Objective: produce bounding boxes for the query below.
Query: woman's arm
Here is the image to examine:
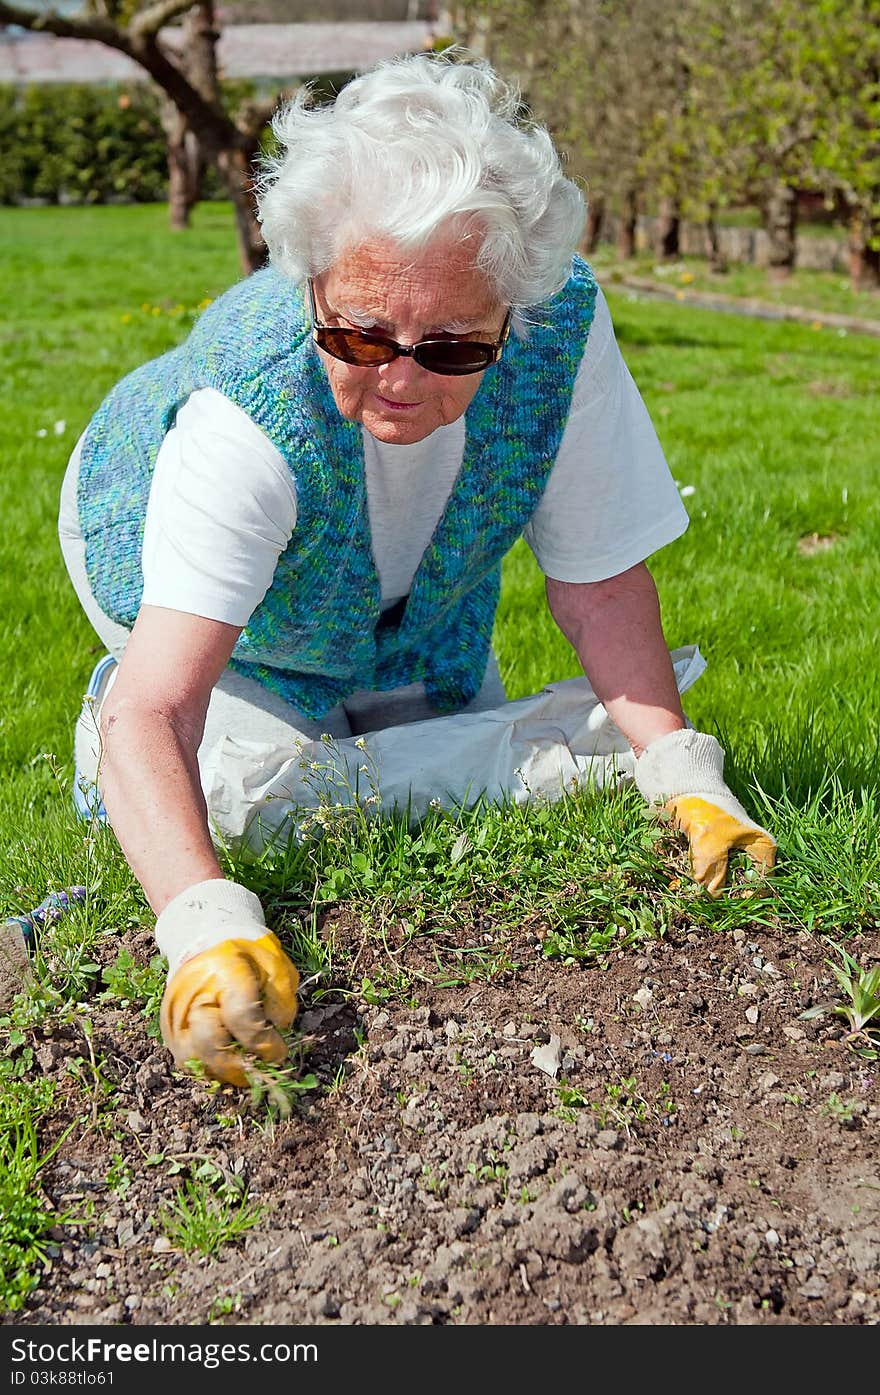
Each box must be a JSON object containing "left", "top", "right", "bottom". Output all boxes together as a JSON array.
[
  {"left": 97, "top": 604, "right": 242, "bottom": 914},
  {"left": 546, "top": 563, "right": 775, "bottom": 895},
  {"left": 98, "top": 604, "right": 300, "bottom": 1085},
  {"left": 545, "top": 561, "right": 686, "bottom": 756}
]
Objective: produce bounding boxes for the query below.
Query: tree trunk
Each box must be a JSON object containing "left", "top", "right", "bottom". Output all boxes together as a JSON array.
[
  {"left": 616, "top": 188, "right": 638, "bottom": 259},
  {"left": 160, "top": 96, "right": 201, "bottom": 229},
  {"left": 704, "top": 204, "right": 727, "bottom": 273},
  {"left": 583, "top": 194, "right": 605, "bottom": 253},
  {"left": 763, "top": 180, "right": 798, "bottom": 279},
  {"left": 847, "top": 209, "right": 880, "bottom": 290},
  {"left": 217, "top": 145, "right": 266, "bottom": 274},
  {"left": 161, "top": 3, "right": 219, "bottom": 229},
  {"left": 654, "top": 197, "right": 680, "bottom": 259}
]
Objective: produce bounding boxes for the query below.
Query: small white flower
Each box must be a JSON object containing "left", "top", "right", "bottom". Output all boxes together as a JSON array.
[
  {"left": 36, "top": 428, "right": 47, "bottom": 438},
  {"left": 354, "top": 736, "right": 368, "bottom": 750},
  {"left": 679, "top": 484, "right": 696, "bottom": 498},
  {"left": 53, "top": 419, "right": 66, "bottom": 436}
]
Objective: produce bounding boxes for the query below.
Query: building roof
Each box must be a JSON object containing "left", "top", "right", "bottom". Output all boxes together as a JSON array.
[{"left": 0, "top": 20, "right": 435, "bottom": 83}]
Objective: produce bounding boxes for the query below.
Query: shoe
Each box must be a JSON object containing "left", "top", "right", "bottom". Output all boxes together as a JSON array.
[{"left": 73, "top": 653, "right": 117, "bottom": 822}]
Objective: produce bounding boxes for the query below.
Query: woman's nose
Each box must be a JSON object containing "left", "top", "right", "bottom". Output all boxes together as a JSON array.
[{"left": 376, "top": 349, "right": 425, "bottom": 395}]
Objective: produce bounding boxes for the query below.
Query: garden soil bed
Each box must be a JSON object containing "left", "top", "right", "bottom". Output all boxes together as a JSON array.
[{"left": 4, "top": 912, "right": 879, "bottom": 1328}]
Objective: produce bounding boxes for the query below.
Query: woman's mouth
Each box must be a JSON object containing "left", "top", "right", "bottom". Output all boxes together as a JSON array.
[{"left": 375, "top": 394, "right": 422, "bottom": 412}]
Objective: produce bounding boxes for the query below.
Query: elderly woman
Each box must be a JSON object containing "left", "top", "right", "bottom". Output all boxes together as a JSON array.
[{"left": 59, "top": 53, "right": 774, "bottom": 1086}]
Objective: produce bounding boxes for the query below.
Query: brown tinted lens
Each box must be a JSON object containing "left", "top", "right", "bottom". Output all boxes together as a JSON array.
[
  {"left": 318, "top": 328, "right": 395, "bottom": 366},
  {"left": 415, "top": 341, "right": 496, "bottom": 375}
]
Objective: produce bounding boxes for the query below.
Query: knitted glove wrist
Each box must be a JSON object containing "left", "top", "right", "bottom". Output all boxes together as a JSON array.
[
  {"left": 634, "top": 728, "right": 764, "bottom": 831},
  {"left": 155, "top": 878, "right": 266, "bottom": 977},
  {"left": 634, "top": 729, "right": 727, "bottom": 803}
]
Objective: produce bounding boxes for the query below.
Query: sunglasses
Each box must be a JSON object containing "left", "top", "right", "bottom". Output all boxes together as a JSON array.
[{"left": 307, "top": 279, "right": 511, "bottom": 377}]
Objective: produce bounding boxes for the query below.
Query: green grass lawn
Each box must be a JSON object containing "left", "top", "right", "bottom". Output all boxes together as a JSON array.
[
  {"left": 1, "top": 198, "right": 880, "bottom": 1313},
  {"left": 2, "top": 199, "right": 879, "bottom": 891}
]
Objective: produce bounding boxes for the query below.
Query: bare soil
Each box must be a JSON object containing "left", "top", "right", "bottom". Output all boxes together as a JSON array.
[{"left": 4, "top": 910, "right": 879, "bottom": 1328}]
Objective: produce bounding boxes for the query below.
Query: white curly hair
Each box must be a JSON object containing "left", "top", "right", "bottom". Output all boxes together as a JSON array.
[{"left": 256, "top": 51, "right": 585, "bottom": 309}]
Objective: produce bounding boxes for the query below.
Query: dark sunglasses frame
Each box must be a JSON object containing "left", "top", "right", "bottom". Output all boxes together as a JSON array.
[{"left": 307, "top": 278, "right": 511, "bottom": 377}]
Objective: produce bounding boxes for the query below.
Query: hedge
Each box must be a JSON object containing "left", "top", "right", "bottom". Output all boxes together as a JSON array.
[{"left": 0, "top": 80, "right": 258, "bottom": 206}]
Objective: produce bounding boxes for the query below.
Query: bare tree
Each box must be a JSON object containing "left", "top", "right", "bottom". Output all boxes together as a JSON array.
[
  {"left": 0, "top": 1, "right": 287, "bottom": 271},
  {"left": 160, "top": 2, "right": 218, "bottom": 230}
]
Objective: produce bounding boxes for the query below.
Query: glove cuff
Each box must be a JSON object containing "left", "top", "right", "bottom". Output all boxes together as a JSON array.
[
  {"left": 634, "top": 728, "right": 728, "bottom": 805},
  {"left": 155, "top": 878, "right": 266, "bottom": 976}
]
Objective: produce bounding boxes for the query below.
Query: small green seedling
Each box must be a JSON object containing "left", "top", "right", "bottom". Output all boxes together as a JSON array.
[{"left": 825, "top": 941, "right": 880, "bottom": 1058}]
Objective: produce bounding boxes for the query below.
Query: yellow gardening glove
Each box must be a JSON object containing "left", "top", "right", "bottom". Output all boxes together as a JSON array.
[
  {"left": 160, "top": 932, "right": 299, "bottom": 1087},
  {"left": 635, "top": 729, "right": 777, "bottom": 898},
  {"left": 155, "top": 880, "right": 299, "bottom": 1086},
  {"left": 665, "top": 795, "right": 777, "bottom": 898}
]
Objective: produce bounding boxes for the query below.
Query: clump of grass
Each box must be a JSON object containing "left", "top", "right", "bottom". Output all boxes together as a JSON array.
[
  {"left": 0, "top": 1062, "right": 71, "bottom": 1312},
  {"left": 157, "top": 1178, "right": 265, "bottom": 1257}
]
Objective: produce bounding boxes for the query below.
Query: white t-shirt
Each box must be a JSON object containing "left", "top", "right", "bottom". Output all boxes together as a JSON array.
[{"left": 141, "top": 287, "right": 688, "bottom": 626}]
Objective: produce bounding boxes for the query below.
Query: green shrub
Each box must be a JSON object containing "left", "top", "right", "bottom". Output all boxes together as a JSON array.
[{"left": 0, "top": 78, "right": 264, "bottom": 207}]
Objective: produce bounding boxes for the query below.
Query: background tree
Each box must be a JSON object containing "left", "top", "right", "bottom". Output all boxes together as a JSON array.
[
  {"left": 158, "top": 1, "right": 217, "bottom": 230},
  {"left": 451, "top": 0, "right": 879, "bottom": 290},
  {"left": 454, "top": 1, "right": 715, "bottom": 261},
  {"left": 0, "top": 0, "right": 286, "bottom": 270},
  {"left": 805, "top": 0, "right": 880, "bottom": 289}
]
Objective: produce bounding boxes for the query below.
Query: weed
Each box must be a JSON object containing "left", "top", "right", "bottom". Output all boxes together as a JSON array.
[
  {"left": 157, "top": 1179, "right": 265, "bottom": 1257},
  {"left": 326, "top": 1063, "right": 348, "bottom": 1097},
  {"left": 466, "top": 1160, "right": 509, "bottom": 1191},
  {"left": 64, "top": 1023, "right": 118, "bottom": 1126},
  {"left": 243, "top": 1061, "right": 319, "bottom": 1119},
  {"left": 555, "top": 1081, "right": 591, "bottom": 1114},
  {"left": 106, "top": 1153, "right": 133, "bottom": 1199},
  {"left": 420, "top": 1165, "right": 446, "bottom": 1196},
  {"left": 208, "top": 1292, "right": 243, "bottom": 1322},
  {"left": 824, "top": 1092, "right": 855, "bottom": 1124},
  {"left": 621, "top": 1201, "right": 645, "bottom": 1224},
  {"left": 454, "top": 1050, "right": 475, "bottom": 1085},
  {"left": 595, "top": 1076, "right": 650, "bottom": 1132},
  {"left": 0, "top": 1063, "right": 76, "bottom": 1312},
  {"left": 100, "top": 948, "right": 165, "bottom": 1039},
  {"left": 825, "top": 941, "right": 880, "bottom": 1058}
]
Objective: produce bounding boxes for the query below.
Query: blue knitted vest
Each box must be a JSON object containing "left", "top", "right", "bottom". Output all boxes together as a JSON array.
[{"left": 78, "top": 257, "right": 597, "bottom": 719}]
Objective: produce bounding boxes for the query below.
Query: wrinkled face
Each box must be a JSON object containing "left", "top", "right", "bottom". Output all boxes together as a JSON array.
[{"left": 312, "top": 236, "right": 508, "bottom": 445}]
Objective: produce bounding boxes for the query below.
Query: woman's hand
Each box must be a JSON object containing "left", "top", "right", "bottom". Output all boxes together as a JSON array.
[
  {"left": 156, "top": 880, "right": 300, "bottom": 1086},
  {"left": 635, "top": 729, "right": 776, "bottom": 896},
  {"left": 161, "top": 932, "right": 299, "bottom": 1086}
]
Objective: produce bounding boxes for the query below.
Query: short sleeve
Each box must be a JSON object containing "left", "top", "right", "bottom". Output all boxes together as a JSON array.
[
  {"left": 141, "top": 387, "right": 298, "bottom": 626},
  {"left": 523, "top": 288, "right": 689, "bottom": 582}
]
